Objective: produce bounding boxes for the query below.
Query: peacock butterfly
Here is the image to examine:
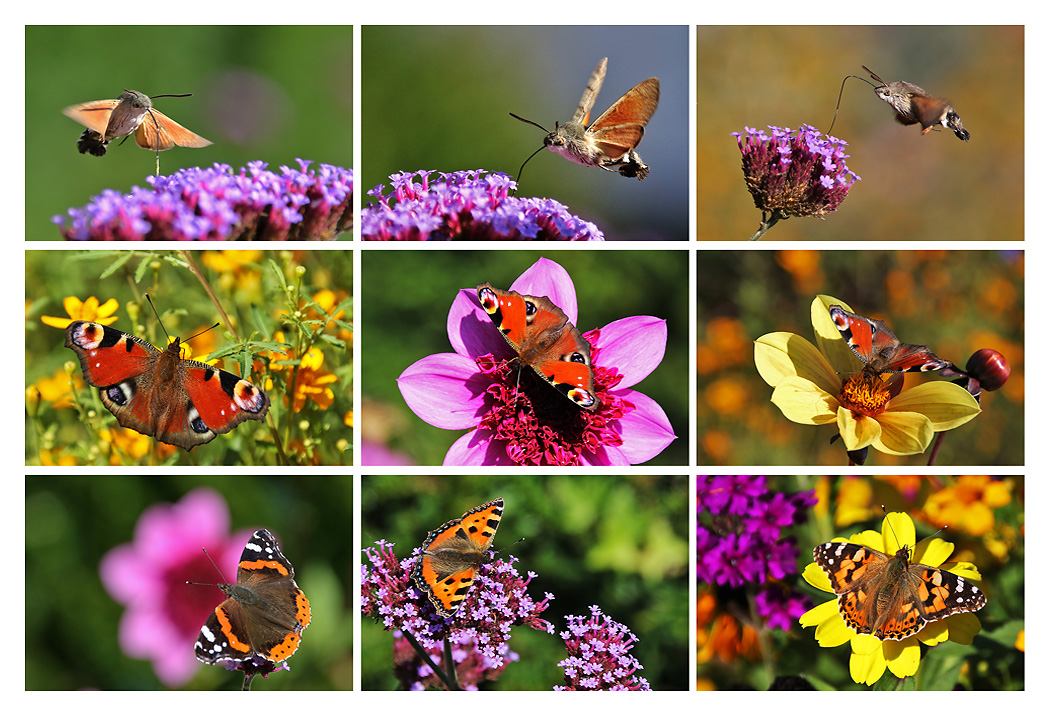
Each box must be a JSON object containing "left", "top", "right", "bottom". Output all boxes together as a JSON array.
[
  {"left": 64, "top": 321, "right": 270, "bottom": 451},
  {"left": 829, "top": 305, "right": 951, "bottom": 377},
  {"left": 476, "top": 283, "right": 598, "bottom": 410}
]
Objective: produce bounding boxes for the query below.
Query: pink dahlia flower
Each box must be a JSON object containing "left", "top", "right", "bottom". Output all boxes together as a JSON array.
[{"left": 397, "top": 258, "right": 675, "bottom": 465}]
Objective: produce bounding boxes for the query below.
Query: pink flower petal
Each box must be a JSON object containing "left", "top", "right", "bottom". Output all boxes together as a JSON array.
[
  {"left": 398, "top": 353, "right": 490, "bottom": 429},
  {"left": 443, "top": 428, "right": 516, "bottom": 465},
  {"left": 612, "top": 389, "right": 677, "bottom": 463},
  {"left": 595, "top": 316, "right": 667, "bottom": 387},
  {"left": 510, "top": 257, "right": 579, "bottom": 324},
  {"left": 448, "top": 287, "right": 508, "bottom": 359}
]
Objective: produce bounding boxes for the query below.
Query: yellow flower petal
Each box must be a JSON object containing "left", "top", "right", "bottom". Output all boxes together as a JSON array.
[
  {"left": 886, "top": 381, "right": 981, "bottom": 430},
  {"left": 885, "top": 639, "right": 922, "bottom": 679},
  {"left": 770, "top": 376, "right": 839, "bottom": 425},
  {"left": 849, "top": 643, "right": 887, "bottom": 685},
  {"left": 836, "top": 407, "right": 881, "bottom": 450},
  {"left": 869, "top": 410, "right": 934, "bottom": 455},
  {"left": 755, "top": 332, "right": 838, "bottom": 391}
]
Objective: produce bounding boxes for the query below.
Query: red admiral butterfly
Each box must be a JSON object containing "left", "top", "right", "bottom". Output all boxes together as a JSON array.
[
  {"left": 829, "top": 305, "right": 950, "bottom": 376},
  {"left": 194, "top": 529, "right": 311, "bottom": 666}
]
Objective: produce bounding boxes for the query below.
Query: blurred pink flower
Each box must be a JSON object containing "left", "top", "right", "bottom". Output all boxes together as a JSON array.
[
  {"left": 99, "top": 488, "right": 252, "bottom": 687},
  {"left": 398, "top": 258, "right": 675, "bottom": 465}
]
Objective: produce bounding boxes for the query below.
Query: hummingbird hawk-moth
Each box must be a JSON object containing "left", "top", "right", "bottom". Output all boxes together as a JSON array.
[
  {"left": 62, "top": 90, "right": 212, "bottom": 173},
  {"left": 828, "top": 66, "right": 969, "bottom": 142},
  {"left": 510, "top": 57, "right": 660, "bottom": 182}
]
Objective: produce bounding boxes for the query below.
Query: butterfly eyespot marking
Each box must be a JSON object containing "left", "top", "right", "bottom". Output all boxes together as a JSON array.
[
  {"left": 187, "top": 405, "right": 209, "bottom": 435},
  {"left": 105, "top": 382, "right": 135, "bottom": 407}
]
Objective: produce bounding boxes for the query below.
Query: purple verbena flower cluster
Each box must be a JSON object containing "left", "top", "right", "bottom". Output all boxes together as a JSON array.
[
  {"left": 696, "top": 475, "right": 815, "bottom": 631},
  {"left": 53, "top": 159, "right": 353, "bottom": 241},
  {"left": 731, "top": 124, "right": 860, "bottom": 218},
  {"left": 362, "top": 169, "right": 603, "bottom": 241},
  {"left": 554, "top": 605, "right": 651, "bottom": 691},
  {"left": 362, "top": 540, "right": 553, "bottom": 689}
]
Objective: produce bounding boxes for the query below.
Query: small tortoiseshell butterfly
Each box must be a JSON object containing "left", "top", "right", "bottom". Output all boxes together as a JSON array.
[
  {"left": 829, "top": 304, "right": 950, "bottom": 377},
  {"left": 412, "top": 498, "right": 504, "bottom": 618}
]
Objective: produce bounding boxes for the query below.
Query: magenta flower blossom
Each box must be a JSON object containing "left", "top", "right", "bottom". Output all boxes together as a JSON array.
[
  {"left": 362, "top": 169, "right": 604, "bottom": 241},
  {"left": 696, "top": 475, "right": 815, "bottom": 632},
  {"left": 98, "top": 488, "right": 253, "bottom": 687},
  {"left": 52, "top": 159, "right": 353, "bottom": 241},
  {"left": 362, "top": 539, "right": 553, "bottom": 690},
  {"left": 396, "top": 258, "right": 675, "bottom": 466},
  {"left": 731, "top": 124, "right": 860, "bottom": 240},
  {"left": 554, "top": 606, "right": 651, "bottom": 691}
]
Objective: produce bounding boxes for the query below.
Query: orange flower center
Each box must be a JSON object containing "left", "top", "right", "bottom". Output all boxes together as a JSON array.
[{"left": 837, "top": 373, "right": 891, "bottom": 417}]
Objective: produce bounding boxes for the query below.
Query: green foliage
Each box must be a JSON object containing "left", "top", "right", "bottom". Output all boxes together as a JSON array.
[{"left": 25, "top": 250, "right": 352, "bottom": 466}]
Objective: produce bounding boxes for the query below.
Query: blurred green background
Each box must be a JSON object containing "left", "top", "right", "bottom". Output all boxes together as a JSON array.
[
  {"left": 363, "top": 26, "right": 689, "bottom": 240},
  {"left": 361, "top": 474, "right": 689, "bottom": 690},
  {"left": 25, "top": 476, "right": 352, "bottom": 690},
  {"left": 26, "top": 26, "right": 353, "bottom": 241},
  {"left": 25, "top": 250, "right": 353, "bottom": 466},
  {"left": 360, "top": 250, "right": 689, "bottom": 466},
  {"left": 697, "top": 250, "right": 1024, "bottom": 465},
  {"left": 698, "top": 26, "right": 1023, "bottom": 241}
]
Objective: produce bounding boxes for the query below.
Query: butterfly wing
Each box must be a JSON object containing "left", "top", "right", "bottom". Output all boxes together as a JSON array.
[
  {"left": 413, "top": 498, "right": 504, "bottom": 617},
  {"left": 477, "top": 284, "right": 598, "bottom": 410},
  {"left": 61, "top": 99, "right": 120, "bottom": 135},
  {"left": 828, "top": 305, "right": 949, "bottom": 375},
  {"left": 135, "top": 108, "right": 212, "bottom": 151},
  {"left": 586, "top": 77, "right": 660, "bottom": 157},
  {"left": 65, "top": 320, "right": 268, "bottom": 451},
  {"left": 177, "top": 358, "right": 270, "bottom": 439},
  {"left": 570, "top": 57, "right": 608, "bottom": 126}
]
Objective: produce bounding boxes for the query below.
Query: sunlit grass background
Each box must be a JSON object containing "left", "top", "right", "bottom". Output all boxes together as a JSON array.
[{"left": 25, "top": 250, "right": 352, "bottom": 466}]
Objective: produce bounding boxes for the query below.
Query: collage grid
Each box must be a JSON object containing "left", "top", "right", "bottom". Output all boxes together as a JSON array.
[{"left": 19, "top": 19, "right": 1030, "bottom": 702}]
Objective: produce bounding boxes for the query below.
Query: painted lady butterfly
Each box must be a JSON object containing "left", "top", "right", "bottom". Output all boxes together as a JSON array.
[
  {"left": 813, "top": 539, "right": 986, "bottom": 641},
  {"left": 412, "top": 498, "right": 504, "bottom": 618}
]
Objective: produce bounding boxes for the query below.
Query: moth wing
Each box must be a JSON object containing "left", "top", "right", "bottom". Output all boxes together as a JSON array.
[
  {"left": 571, "top": 57, "right": 608, "bottom": 126},
  {"left": 62, "top": 99, "right": 120, "bottom": 135},
  {"left": 586, "top": 77, "right": 660, "bottom": 155},
  {"left": 135, "top": 109, "right": 212, "bottom": 151},
  {"left": 910, "top": 95, "right": 950, "bottom": 132}
]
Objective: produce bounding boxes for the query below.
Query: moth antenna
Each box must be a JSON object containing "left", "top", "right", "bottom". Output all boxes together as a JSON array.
[
  {"left": 827, "top": 73, "right": 881, "bottom": 135},
  {"left": 149, "top": 92, "right": 193, "bottom": 100},
  {"left": 509, "top": 112, "right": 550, "bottom": 133},
  {"left": 185, "top": 545, "right": 230, "bottom": 586},
  {"left": 861, "top": 65, "right": 887, "bottom": 87}
]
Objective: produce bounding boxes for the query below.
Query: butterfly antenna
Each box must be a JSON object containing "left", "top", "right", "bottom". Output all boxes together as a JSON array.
[
  {"left": 184, "top": 323, "right": 221, "bottom": 343},
  {"left": 144, "top": 294, "right": 171, "bottom": 341},
  {"left": 185, "top": 545, "right": 230, "bottom": 587},
  {"left": 827, "top": 72, "right": 881, "bottom": 136},
  {"left": 494, "top": 536, "right": 526, "bottom": 557}
]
